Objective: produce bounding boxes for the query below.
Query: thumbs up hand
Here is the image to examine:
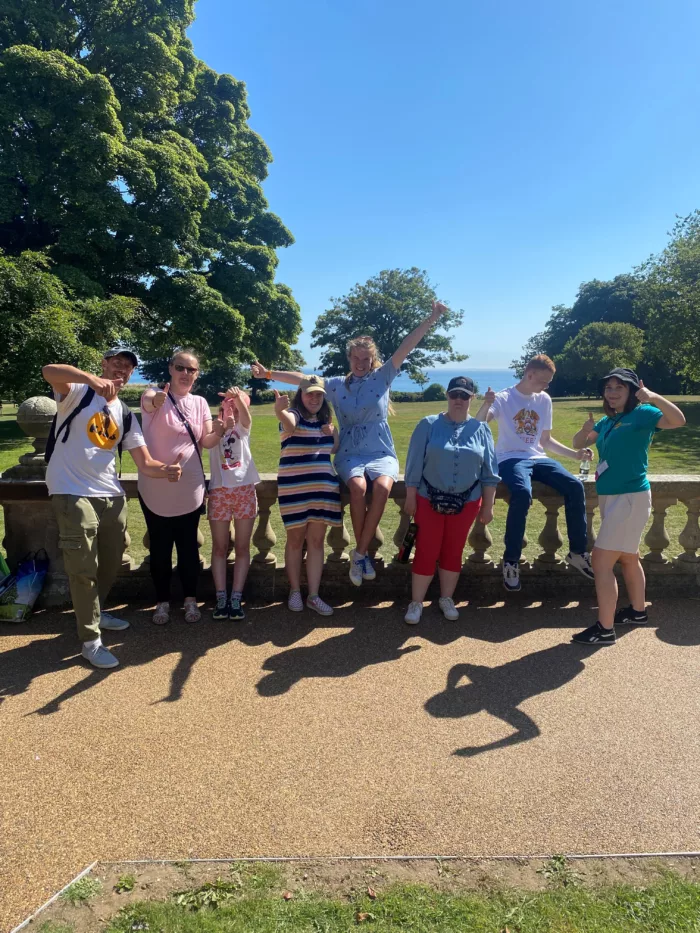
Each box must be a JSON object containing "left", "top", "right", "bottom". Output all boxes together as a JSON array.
[
  {"left": 274, "top": 389, "right": 289, "bottom": 416},
  {"left": 154, "top": 383, "right": 170, "bottom": 410},
  {"left": 635, "top": 379, "right": 655, "bottom": 404},
  {"left": 582, "top": 410, "right": 596, "bottom": 433},
  {"left": 166, "top": 452, "right": 183, "bottom": 482},
  {"left": 484, "top": 386, "right": 496, "bottom": 405}
]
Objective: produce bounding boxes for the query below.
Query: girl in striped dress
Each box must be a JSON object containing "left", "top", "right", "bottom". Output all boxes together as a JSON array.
[{"left": 275, "top": 376, "right": 342, "bottom": 616}]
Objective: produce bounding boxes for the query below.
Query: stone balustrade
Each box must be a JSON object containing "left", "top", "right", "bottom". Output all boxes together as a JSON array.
[{"left": 1, "top": 397, "right": 699, "bottom": 604}]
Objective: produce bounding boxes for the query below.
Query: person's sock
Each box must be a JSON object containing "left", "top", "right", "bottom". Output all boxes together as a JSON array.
[
  {"left": 232, "top": 590, "right": 243, "bottom": 600},
  {"left": 216, "top": 589, "right": 227, "bottom": 601},
  {"left": 353, "top": 550, "right": 365, "bottom": 560},
  {"left": 83, "top": 636, "right": 102, "bottom": 650}
]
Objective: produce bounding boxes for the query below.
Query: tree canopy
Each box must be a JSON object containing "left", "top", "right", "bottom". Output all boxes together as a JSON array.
[
  {"left": 0, "top": 1, "right": 300, "bottom": 399},
  {"left": 311, "top": 268, "right": 466, "bottom": 385}
]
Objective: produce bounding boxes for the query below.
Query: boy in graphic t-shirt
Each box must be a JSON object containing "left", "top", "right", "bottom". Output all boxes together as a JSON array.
[{"left": 475, "top": 354, "right": 594, "bottom": 592}]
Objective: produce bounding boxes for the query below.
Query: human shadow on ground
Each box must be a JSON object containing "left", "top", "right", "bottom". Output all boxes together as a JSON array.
[{"left": 0, "top": 599, "right": 321, "bottom": 714}]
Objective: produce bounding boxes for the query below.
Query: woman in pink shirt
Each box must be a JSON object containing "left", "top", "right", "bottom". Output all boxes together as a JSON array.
[{"left": 139, "top": 349, "right": 224, "bottom": 625}]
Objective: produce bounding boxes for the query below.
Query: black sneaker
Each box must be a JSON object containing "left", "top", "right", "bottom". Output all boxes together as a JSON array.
[
  {"left": 572, "top": 621, "right": 616, "bottom": 646},
  {"left": 614, "top": 605, "right": 648, "bottom": 625},
  {"left": 229, "top": 597, "right": 245, "bottom": 621},
  {"left": 212, "top": 596, "right": 229, "bottom": 620}
]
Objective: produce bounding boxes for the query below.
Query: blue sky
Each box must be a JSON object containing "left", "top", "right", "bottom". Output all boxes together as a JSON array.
[{"left": 189, "top": 0, "right": 700, "bottom": 369}]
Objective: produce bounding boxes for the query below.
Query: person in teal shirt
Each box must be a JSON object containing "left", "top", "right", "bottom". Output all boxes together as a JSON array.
[{"left": 570, "top": 368, "right": 686, "bottom": 646}]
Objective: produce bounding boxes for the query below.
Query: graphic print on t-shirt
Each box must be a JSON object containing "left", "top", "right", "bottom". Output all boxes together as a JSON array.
[
  {"left": 86, "top": 408, "right": 119, "bottom": 450},
  {"left": 513, "top": 408, "right": 540, "bottom": 443},
  {"left": 221, "top": 429, "right": 242, "bottom": 471}
]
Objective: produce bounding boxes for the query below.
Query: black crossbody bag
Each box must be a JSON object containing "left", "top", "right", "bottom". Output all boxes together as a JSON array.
[{"left": 167, "top": 391, "right": 208, "bottom": 514}]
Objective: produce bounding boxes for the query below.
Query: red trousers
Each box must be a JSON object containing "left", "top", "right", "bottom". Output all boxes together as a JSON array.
[{"left": 412, "top": 493, "right": 481, "bottom": 575}]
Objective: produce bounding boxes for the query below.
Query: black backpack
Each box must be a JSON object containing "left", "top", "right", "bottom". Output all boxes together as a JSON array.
[{"left": 45, "top": 387, "right": 133, "bottom": 472}]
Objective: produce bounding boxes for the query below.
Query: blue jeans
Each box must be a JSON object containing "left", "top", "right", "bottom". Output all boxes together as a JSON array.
[{"left": 499, "top": 457, "right": 587, "bottom": 564}]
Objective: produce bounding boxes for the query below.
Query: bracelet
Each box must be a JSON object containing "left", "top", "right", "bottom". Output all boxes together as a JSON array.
[{"left": 265, "top": 369, "right": 272, "bottom": 379}]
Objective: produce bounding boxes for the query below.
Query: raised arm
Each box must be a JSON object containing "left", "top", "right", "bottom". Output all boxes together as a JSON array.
[
  {"left": 219, "top": 386, "right": 252, "bottom": 430},
  {"left": 391, "top": 301, "right": 448, "bottom": 370},
  {"left": 573, "top": 411, "right": 598, "bottom": 449},
  {"left": 636, "top": 382, "right": 686, "bottom": 429},
  {"left": 43, "top": 364, "right": 121, "bottom": 400},
  {"left": 251, "top": 360, "right": 303, "bottom": 386},
  {"left": 474, "top": 386, "right": 496, "bottom": 423},
  {"left": 273, "top": 389, "right": 298, "bottom": 434}
]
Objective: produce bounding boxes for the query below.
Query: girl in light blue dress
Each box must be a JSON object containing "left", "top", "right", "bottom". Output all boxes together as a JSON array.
[{"left": 252, "top": 301, "right": 448, "bottom": 586}]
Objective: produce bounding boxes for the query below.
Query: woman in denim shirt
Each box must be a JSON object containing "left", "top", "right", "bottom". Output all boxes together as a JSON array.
[
  {"left": 252, "top": 300, "right": 449, "bottom": 587},
  {"left": 402, "top": 377, "right": 500, "bottom": 625}
]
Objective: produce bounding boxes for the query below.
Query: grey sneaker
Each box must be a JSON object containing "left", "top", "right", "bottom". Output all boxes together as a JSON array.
[
  {"left": 438, "top": 596, "right": 459, "bottom": 621},
  {"left": 361, "top": 554, "right": 376, "bottom": 580},
  {"left": 307, "top": 595, "right": 334, "bottom": 616},
  {"left": 503, "top": 561, "right": 521, "bottom": 592},
  {"left": 404, "top": 600, "right": 423, "bottom": 625},
  {"left": 99, "top": 611, "right": 130, "bottom": 631},
  {"left": 81, "top": 642, "right": 119, "bottom": 669}
]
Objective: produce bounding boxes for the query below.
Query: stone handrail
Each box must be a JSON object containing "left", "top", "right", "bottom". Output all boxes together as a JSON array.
[
  {"left": 1, "top": 473, "right": 699, "bottom": 604},
  {"left": 1, "top": 397, "right": 699, "bottom": 603}
]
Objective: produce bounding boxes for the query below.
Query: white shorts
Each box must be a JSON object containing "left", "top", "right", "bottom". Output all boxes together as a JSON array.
[{"left": 595, "top": 491, "right": 652, "bottom": 554}]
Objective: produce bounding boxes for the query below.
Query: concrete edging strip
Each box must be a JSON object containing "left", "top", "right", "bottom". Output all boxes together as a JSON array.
[{"left": 9, "top": 861, "right": 98, "bottom": 933}]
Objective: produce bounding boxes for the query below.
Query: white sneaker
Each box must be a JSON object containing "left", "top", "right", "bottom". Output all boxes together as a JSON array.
[
  {"left": 99, "top": 611, "right": 130, "bottom": 631},
  {"left": 503, "top": 561, "right": 521, "bottom": 592},
  {"left": 361, "top": 554, "right": 376, "bottom": 580},
  {"left": 349, "top": 553, "right": 364, "bottom": 586},
  {"left": 307, "top": 595, "right": 334, "bottom": 616},
  {"left": 81, "top": 641, "right": 119, "bottom": 669},
  {"left": 566, "top": 551, "right": 595, "bottom": 581},
  {"left": 404, "top": 600, "right": 423, "bottom": 625},
  {"left": 438, "top": 596, "right": 459, "bottom": 621}
]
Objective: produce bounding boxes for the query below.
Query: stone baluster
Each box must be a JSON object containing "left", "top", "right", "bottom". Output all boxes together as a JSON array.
[
  {"left": 253, "top": 493, "right": 277, "bottom": 566},
  {"left": 535, "top": 497, "right": 564, "bottom": 568},
  {"left": 196, "top": 524, "right": 206, "bottom": 569},
  {"left": 368, "top": 522, "right": 385, "bottom": 563},
  {"left": 392, "top": 507, "right": 412, "bottom": 564},
  {"left": 643, "top": 495, "right": 676, "bottom": 569},
  {"left": 585, "top": 495, "right": 597, "bottom": 553},
  {"left": 676, "top": 497, "right": 700, "bottom": 566},
  {"left": 121, "top": 527, "right": 134, "bottom": 570},
  {"left": 467, "top": 519, "right": 494, "bottom": 570},
  {"left": 327, "top": 505, "right": 351, "bottom": 562},
  {"left": 141, "top": 529, "right": 150, "bottom": 568}
]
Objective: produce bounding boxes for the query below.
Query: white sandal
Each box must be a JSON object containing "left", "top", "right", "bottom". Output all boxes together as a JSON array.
[
  {"left": 152, "top": 602, "right": 170, "bottom": 626},
  {"left": 184, "top": 600, "right": 201, "bottom": 624}
]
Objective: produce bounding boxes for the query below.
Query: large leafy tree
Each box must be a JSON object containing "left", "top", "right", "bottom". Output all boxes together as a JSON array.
[
  {"left": 0, "top": 1, "right": 300, "bottom": 399},
  {"left": 311, "top": 268, "right": 466, "bottom": 386},
  {"left": 638, "top": 212, "right": 700, "bottom": 384},
  {"left": 511, "top": 274, "right": 683, "bottom": 394},
  {"left": 554, "top": 322, "right": 645, "bottom": 396}
]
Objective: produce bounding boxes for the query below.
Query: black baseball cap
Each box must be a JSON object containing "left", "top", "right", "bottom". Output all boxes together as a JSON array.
[
  {"left": 447, "top": 376, "right": 476, "bottom": 396},
  {"left": 598, "top": 368, "right": 640, "bottom": 393},
  {"left": 104, "top": 347, "right": 138, "bottom": 368}
]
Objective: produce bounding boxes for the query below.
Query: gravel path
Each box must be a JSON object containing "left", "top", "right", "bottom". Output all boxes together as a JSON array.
[{"left": 2, "top": 595, "right": 699, "bottom": 931}]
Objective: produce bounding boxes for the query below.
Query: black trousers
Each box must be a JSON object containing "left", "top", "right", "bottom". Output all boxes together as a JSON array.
[{"left": 139, "top": 495, "right": 201, "bottom": 602}]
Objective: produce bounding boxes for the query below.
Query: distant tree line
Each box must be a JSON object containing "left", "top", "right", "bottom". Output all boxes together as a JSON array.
[{"left": 512, "top": 213, "right": 700, "bottom": 395}]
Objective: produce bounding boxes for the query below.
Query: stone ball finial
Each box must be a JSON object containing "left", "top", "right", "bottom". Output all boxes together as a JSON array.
[{"left": 16, "top": 396, "right": 57, "bottom": 440}]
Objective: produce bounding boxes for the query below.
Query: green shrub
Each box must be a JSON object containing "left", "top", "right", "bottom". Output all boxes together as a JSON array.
[
  {"left": 422, "top": 382, "right": 446, "bottom": 401},
  {"left": 390, "top": 391, "right": 424, "bottom": 402}
]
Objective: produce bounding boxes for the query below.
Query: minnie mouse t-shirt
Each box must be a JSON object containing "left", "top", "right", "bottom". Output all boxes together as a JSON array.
[{"left": 209, "top": 423, "right": 260, "bottom": 490}]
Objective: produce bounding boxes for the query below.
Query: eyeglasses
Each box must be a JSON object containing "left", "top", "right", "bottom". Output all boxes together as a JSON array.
[
  {"left": 447, "top": 391, "right": 471, "bottom": 400},
  {"left": 173, "top": 364, "right": 199, "bottom": 375}
]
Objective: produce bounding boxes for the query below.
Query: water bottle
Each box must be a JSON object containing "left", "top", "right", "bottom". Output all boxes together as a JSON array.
[
  {"left": 579, "top": 458, "right": 591, "bottom": 479},
  {"left": 398, "top": 521, "right": 418, "bottom": 563}
]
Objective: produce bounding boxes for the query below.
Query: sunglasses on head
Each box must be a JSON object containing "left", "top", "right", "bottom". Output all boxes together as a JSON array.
[
  {"left": 173, "top": 363, "right": 198, "bottom": 375},
  {"left": 447, "top": 390, "right": 471, "bottom": 399}
]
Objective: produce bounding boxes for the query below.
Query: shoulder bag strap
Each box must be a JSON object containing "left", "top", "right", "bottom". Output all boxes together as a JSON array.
[{"left": 167, "top": 391, "right": 206, "bottom": 480}]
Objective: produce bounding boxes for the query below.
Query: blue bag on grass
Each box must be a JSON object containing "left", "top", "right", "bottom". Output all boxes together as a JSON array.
[{"left": 0, "top": 550, "right": 49, "bottom": 623}]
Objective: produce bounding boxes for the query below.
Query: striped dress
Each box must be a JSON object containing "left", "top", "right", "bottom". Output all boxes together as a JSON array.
[{"left": 278, "top": 411, "right": 342, "bottom": 528}]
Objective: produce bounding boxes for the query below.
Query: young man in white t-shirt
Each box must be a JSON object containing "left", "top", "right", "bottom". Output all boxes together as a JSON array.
[
  {"left": 475, "top": 355, "right": 594, "bottom": 592},
  {"left": 43, "top": 349, "right": 183, "bottom": 669}
]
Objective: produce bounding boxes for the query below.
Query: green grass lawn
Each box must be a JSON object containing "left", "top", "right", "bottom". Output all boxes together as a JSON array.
[
  {"left": 45, "top": 864, "right": 700, "bottom": 933},
  {"left": 2, "top": 397, "right": 699, "bottom": 567}
]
